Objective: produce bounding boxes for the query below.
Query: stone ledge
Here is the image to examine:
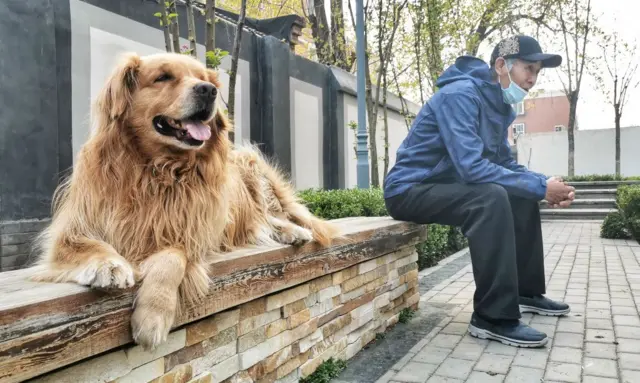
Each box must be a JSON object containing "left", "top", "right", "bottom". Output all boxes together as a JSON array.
[{"left": 0, "top": 216, "right": 426, "bottom": 383}]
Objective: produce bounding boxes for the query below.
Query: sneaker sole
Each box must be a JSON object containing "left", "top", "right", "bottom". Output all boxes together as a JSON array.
[
  {"left": 468, "top": 324, "right": 549, "bottom": 348},
  {"left": 519, "top": 304, "right": 571, "bottom": 316}
]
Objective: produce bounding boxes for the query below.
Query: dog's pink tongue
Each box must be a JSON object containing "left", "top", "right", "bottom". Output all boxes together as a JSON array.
[{"left": 183, "top": 121, "right": 211, "bottom": 141}]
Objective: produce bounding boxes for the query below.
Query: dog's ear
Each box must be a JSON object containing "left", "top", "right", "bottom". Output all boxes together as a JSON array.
[{"left": 94, "top": 53, "right": 141, "bottom": 123}]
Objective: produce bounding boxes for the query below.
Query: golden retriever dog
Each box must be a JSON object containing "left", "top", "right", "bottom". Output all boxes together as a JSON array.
[{"left": 30, "top": 52, "right": 339, "bottom": 350}]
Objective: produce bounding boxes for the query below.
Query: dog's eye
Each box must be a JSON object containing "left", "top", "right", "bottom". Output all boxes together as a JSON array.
[{"left": 154, "top": 73, "right": 173, "bottom": 83}]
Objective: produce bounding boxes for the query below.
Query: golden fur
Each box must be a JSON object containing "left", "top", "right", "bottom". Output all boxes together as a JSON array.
[{"left": 30, "top": 52, "right": 339, "bottom": 350}]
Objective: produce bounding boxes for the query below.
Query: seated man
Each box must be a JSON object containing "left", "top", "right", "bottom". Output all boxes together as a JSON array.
[{"left": 384, "top": 35, "right": 575, "bottom": 347}]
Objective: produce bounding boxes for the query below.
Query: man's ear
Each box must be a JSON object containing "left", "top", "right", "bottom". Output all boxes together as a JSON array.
[
  {"left": 94, "top": 52, "right": 141, "bottom": 123},
  {"left": 494, "top": 57, "right": 507, "bottom": 76}
]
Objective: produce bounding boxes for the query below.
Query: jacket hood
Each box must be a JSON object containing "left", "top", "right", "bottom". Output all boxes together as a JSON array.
[{"left": 435, "top": 55, "right": 511, "bottom": 114}]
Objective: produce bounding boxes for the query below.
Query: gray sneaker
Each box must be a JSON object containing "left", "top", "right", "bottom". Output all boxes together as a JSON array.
[{"left": 519, "top": 295, "right": 571, "bottom": 316}]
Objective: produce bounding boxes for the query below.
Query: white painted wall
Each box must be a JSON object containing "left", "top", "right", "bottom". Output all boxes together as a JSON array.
[
  {"left": 516, "top": 126, "right": 640, "bottom": 176},
  {"left": 290, "top": 78, "right": 323, "bottom": 190},
  {"left": 343, "top": 94, "right": 410, "bottom": 188}
]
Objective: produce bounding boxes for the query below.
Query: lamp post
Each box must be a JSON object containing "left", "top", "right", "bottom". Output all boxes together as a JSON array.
[{"left": 355, "top": 0, "right": 369, "bottom": 189}]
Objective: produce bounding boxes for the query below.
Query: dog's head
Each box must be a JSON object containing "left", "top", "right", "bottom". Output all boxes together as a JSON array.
[{"left": 94, "top": 52, "right": 229, "bottom": 152}]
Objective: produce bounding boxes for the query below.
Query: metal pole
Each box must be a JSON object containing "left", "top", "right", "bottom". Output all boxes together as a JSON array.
[{"left": 355, "top": 0, "right": 370, "bottom": 189}]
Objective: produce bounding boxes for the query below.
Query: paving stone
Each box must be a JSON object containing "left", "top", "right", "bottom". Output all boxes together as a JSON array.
[
  {"left": 586, "top": 318, "right": 613, "bottom": 330},
  {"left": 614, "top": 315, "right": 640, "bottom": 327},
  {"left": 612, "top": 306, "right": 637, "bottom": 315},
  {"left": 615, "top": 325, "right": 640, "bottom": 339},
  {"left": 618, "top": 352, "right": 640, "bottom": 371},
  {"left": 451, "top": 311, "right": 472, "bottom": 324},
  {"left": 511, "top": 348, "right": 548, "bottom": 369},
  {"left": 582, "top": 376, "right": 619, "bottom": 383},
  {"left": 449, "top": 338, "right": 485, "bottom": 361},
  {"left": 617, "top": 338, "right": 640, "bottom": 354},
  {"left": 556, "top": 320, "right": 583, "bottom": 334},
  {"left": 587, "top": 309, "right": 612, "bottom": 319},
  {"left": 552, "top": 332, "right": 583, "bottom": 348},
  {"left": 440, "top": 323, "right": 468, "bottom": 336},
  {"left": 484, "top": 341, "right": 518, "bottom": 356},
  {"left": 466, "top": 371, "right": 505, "bottom": 383},
  {"left": 393, "top": 362, "right": 436, "bottom": 383},
  {"left": 585, "top": 341, "right": 617, "bottom": 359},
  {"left": 612, "top": 298, "right": 636, "bottom": 307},
  {"left": 585, "top": 328, "right": 615, "bottom": 343},
  {"left": 425, "top": 376, "right": 462, "bottom": 383},
  {"left": 549, "top": 346, "right": 582, "bottom": 364},
  {"left": 429, "top": 334, "right": 462, "bottom": 349},
  {"left": 412, "top": 346, "right": 450, "bottom": 365},
  {"left": 582, "top": 357, "right": 618, "bottom": 378},
  {"left": 432, "top": 358, "right": 474, "bottom": 380},
  {"left": 504, "top": 366, "right": 544, "bottom": 383},
  {"left": 473, "top": 353, "right": 513, "bottom": 375},
  {"left": 587, "top": 300, "right": 610, "bottom": 309},
  {"left": 544, "top": 362, "right": 582, "bottom": 383},
  {"left": 529, "top": 315, "right": 558, "bottom": 326},
  {"left": 622, "top": 370, "right": 640, "bottom": 383},
  {"left": 587, "top": 293, "right": 610, "bottom": 301}
]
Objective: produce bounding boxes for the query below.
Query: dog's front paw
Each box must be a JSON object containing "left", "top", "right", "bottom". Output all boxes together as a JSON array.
[
  {"left": 74, "top": 256, "right": 136, "bottom": 289},
  {"left": 131, "top": 307, "right": 173, "bottom": 351},
  {"left": 280, "top": 225, "right": 314, "bottom": 246}
]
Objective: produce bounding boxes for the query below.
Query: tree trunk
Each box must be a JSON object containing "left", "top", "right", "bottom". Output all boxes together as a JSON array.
[
  {"left": 330, "top": 0, "right": 350, "bottom": 70},
  {"left": 425, "top": 0, "right": 443, "bottom": 91},
  {"left": 567, "top": 90, "right": 578, "bottom": 176},
  {"left": 615, "top": 105, "right": 621, "bottom": 177},
  {"left": 382, "top": 69, "right": 390, "bottom": 180},
  {"left": 168, "top": 1, "right": 181, "bottom": 53},
  {"left": 308, "top": 0, "right": 333, "bottom": 66},
  {"left": 185, "top": 0, "right": 197, "bottom": 58},
  {"left": 227, "top": 0, "right": 247, "bottom": 142},
  {"left": 160, "top": 2, "right": 172, "bottom": 52},
  {"left": 365, "top": 53, "right": 379, "bottom": 188},
  {"left": 205, "top": 0, "right": 216, "bottom": 66}
]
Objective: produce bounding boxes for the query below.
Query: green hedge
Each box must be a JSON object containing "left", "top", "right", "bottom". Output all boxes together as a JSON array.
[
  {"left": 298, "top": 188, "right": 468, "bottom": 270},
  {"left": 602, "top": 185, "right": 640, "bottom": 241},
  {"left": 564, "top": 174, "right": 640, "bottom": 182}
]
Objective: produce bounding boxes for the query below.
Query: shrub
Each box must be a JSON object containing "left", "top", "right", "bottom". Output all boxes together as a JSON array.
[
  {"left": 564, "top": 174, "right": 640, "bottom": 182},
  {"left": 416, "top": 225, "right": 450, "bottom": 269},
  {"left": 299, "top": 357, "right": 347, "bottom": 383},
  {"left": 297, "top": 188, "right": 386, "bottom": 220},
  {"left": 447, "top": 226, "right": 468, "bottom": 252},
  {"left": 616, "top": 185, "right": 640, "bottom": 240},
  {"left": 600, "top": 211, "right": 631, "bottom": 239},
  {"left": 298, "top": 188, "right": 468, "bottom": 269}
]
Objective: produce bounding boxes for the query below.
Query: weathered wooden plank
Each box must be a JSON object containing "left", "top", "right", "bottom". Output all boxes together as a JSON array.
[
  {"left": 0, "top": 309, "right": 132, "bottom": 383},
  {"left": 0, "top": 217, "right": 426, "bottom": 382}
]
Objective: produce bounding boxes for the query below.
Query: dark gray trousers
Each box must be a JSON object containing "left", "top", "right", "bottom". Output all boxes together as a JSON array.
[{"left": 385, "top": 182, "right": 546, "bottom": 322}]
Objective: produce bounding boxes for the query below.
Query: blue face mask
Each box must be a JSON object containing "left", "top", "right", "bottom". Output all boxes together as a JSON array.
[{"left": 501, "top": 60, "right": 528, "bottom": 104}]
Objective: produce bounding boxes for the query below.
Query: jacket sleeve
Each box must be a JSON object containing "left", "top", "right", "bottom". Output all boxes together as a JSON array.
[
  {"left": 497, "top": 135, "right": 548, "bottom": 180},
  {"left": 433, "top": 91, "right": 548, "bottom": 200}
]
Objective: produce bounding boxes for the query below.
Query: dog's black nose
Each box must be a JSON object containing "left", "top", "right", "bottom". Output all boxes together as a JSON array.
[{"left": 193, "top": 83, "right": 217, "bottom": 102}]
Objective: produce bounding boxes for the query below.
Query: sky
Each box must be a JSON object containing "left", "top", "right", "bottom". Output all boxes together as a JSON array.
[
  {"left": 332, "top": 0, "right": 640, "bottom": 131},
  {"left": 473, "top": 0, "right": 640, "bottom": 130}
]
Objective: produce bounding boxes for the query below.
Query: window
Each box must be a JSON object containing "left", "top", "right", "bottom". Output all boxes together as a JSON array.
[
  {"left": 512, "top": 123, "right": 525, "bottom": 136},
  {"left": 554, "top": 125, "right": 564, "bottom": 132},
  {"left": 513, "top": 101, "right": 525, "bottom": 115}
]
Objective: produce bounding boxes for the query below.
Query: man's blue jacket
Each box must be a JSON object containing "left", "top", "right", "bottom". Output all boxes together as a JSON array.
[{"left": 383, "top": 55, "right": 548, "bottom": 201}]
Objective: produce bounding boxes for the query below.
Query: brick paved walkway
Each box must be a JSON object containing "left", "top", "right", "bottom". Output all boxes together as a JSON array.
[{"left": 377, "top": 221, "right": 640, "bottom": 383}]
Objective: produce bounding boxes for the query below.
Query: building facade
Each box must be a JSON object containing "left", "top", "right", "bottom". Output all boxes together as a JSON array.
[{"left": 508, "top": 89, "right": 571, "bottom": 144}]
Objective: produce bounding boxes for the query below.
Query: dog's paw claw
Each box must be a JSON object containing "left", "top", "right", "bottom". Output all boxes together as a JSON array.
[
  {"left": 280, "top": 226, "right": 313, "bottom": 246},
  {"left": 131, "top": 310, "right": 171, "bottom": 351},
  {"left": 75, "top": 257, "right": 135, "bottom": 290}
]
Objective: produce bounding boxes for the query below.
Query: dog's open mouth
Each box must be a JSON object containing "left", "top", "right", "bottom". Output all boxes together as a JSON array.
[{"left": 153, "top": 115, "right": 211, "bottom": 146}]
